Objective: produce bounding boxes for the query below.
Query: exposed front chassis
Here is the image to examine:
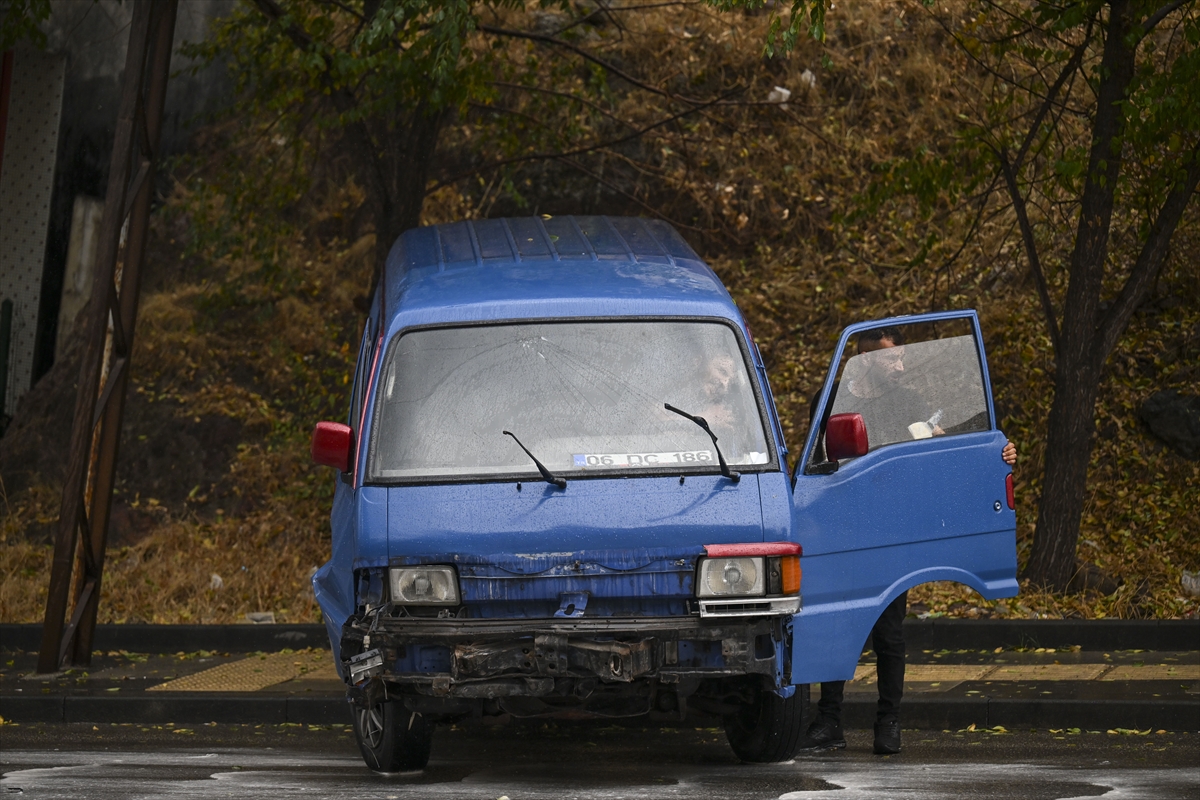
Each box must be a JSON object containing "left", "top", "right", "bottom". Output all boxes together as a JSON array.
[{"left": 340, "top": 614, "right": 792, "bottom": 719}]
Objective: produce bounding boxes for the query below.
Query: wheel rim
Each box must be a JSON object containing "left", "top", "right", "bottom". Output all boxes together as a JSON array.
[{"left": 357, "top": 704, "right": 386, "bottom": 749}]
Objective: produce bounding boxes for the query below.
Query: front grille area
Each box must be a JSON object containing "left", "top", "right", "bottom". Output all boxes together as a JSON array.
[
  {"left": 702, "top": 601, "right": 771, "bottom": 614},
  {"left": 698, "top": 596, "right": 800, "bottom": 618}
]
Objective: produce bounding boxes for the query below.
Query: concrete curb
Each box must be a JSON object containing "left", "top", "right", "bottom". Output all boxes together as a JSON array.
[
  {"left": 841, "top": 696, "right": 1200, "bottom": 732},
  {"left": 0, "top": 624, "right": 330, "bottom": 653},
  {"left": 3, "top": 694, "right": 1196, "bottom": 731},
  {"left": 0, "top": 695, "right": 350, "bottom": 725},
  {"left": 903, "top": 619, "right": 1200, "bottom": 652},
  {"left": 3, "top": 620, "right": 1198, "bottom": 654}
]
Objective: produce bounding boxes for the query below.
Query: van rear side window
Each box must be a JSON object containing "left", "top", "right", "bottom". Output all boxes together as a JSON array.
[{"left": 367, "top": 320, "right": 771, "bottom": 481}]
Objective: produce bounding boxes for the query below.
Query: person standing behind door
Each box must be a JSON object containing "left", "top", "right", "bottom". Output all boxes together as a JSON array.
[{"left": 799, "top": 326, "right": 1017, "bottom": 755}]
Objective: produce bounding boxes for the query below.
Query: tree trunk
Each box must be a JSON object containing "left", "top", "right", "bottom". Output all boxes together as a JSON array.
[
  {"left": 1024, "top": 355, "right": 1103, "bottom": 588},
  {"left": 367, "top": 104, "right": 448, "bottom": 294},
  {"left": 1022, "top": 0, "right": 1135, "bottom": 590}
]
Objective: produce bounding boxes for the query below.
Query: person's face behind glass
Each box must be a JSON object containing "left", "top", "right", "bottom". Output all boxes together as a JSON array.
[
  {"left": 703, "top": 355, "right": 737, "bottom": 399},
  {"left": 857, "top": 336, "right": 904, "bottom": 392}
]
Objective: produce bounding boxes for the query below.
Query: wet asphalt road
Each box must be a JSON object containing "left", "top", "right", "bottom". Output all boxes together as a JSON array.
[{"left": 2, "top": 721, "right": 1197, "bottom": 799}]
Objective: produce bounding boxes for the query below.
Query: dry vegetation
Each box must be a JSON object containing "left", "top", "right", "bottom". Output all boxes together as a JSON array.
[{"left": 1, "top": 0, "right": 1196, "bottom": 623}]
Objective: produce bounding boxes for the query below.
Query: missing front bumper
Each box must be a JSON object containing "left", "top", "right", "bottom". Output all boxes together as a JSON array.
[
  {"left": 454, "top": 633, "right": 655, "bottom": 684},
  {"left": 340, "top": 615, "right": 787, "bottom": 699}
]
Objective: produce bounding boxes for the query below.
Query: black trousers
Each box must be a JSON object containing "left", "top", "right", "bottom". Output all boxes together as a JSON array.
[{"left": 817, "top": 590, "right": 907, "bottom": 724}]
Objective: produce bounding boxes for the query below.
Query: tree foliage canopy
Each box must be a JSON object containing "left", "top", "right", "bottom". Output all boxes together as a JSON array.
[
  {"left": 715, "top": 0, "right": 1199, "bottom": 590},
  {"left": 4, "top": 0, "right": 1196, "bottom": 623},
  {"left": 183, "top": 0, "right": 563, "bottom": 277},
  {"left": 1, "top": 0, "right": 53, "bottom": 50},
  {"left": 868, "top": 0, "right": 1200, "bottom": 355},
  {"left": 188, "top": 0, "right": 514, "bottom": 126},
  {"left": 187, "top": 2, "right": 718, "bottom": 268}
]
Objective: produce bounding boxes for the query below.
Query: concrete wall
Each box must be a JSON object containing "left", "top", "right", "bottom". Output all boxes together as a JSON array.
[
  {"left": 23, "top": 0, "right": 235, "bottom": 398},
  {"left": 56, "top": 194, "right": 103, "bottom": 361},
  {"left": 41, "top": 0, "right": 236, "bottom": 165},
  {"left": 0, "top": 48, "right": 66, "bottom": 422}
]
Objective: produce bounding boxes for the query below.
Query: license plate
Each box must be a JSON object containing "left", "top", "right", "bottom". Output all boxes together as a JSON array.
[{"left": 572, "top": 450, "right": 713, "bottom": 468}]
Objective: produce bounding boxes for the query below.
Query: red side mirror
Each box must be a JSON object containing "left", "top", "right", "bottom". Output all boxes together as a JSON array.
[
  {"left": 826, "top": 413, "right": 868, "bottom": 460},
  {"left": 312, "top": 421, "right": 353, "bottom": 471}
]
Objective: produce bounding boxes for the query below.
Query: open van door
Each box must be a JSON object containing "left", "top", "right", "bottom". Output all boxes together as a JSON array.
[{"left": 790, "top": 310, "right": 1018, "bottom": 684}]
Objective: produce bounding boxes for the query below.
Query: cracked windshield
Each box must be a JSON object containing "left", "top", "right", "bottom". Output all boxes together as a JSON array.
[{"left": 368, "top": 320, "right": 770, "bottom": 480}]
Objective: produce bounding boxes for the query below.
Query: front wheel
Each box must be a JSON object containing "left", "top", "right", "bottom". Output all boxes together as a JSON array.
[
  {"left": 723, "top": 683, "right": 810, "bottom": 763},
  {"left": 353, "top": 699, "right": 434, "bottom": 773}
]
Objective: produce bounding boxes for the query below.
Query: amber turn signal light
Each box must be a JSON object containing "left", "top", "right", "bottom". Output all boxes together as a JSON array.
[
  {"left": 766, "top": 555, "right": 801, "bottom": 596},
  {"left": 781, "top": 555, "right": 801, "bottom": 595}
]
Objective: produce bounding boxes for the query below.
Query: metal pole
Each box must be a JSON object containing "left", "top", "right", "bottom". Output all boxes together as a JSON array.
[
  {"left": 38, "top": 0, "right": 178, "bottom": 673},
  {"left": 0, "top": 298, "right": 12, "bottom": 424}
]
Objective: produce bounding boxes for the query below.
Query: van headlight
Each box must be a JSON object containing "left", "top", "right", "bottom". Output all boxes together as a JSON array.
[
  {"left": 388, "top": 566, "right": 460, "bottom": 604},
  {"left": 696, "top": 555, "right": 801, "bottom": 598},
  {"left": 698, "top": 557, "right": 764, "bottom": 597}
]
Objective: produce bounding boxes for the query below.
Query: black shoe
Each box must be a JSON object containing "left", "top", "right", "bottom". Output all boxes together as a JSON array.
[
  {"left": 797, "top": 718, "right": 847, "bottom": 752},
  {"left": 873, "top": 718, "right": 901, "bottom": 754}
]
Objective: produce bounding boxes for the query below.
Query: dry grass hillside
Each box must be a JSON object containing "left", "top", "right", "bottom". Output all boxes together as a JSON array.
[{"left": 2, "top": 0, "right": 1196, "bottom": 623}]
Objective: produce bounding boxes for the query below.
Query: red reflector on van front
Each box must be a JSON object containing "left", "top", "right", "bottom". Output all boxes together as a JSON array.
[
  {"left": 704, "top": 542, "right": 802, "bottom": 557},
  {"left": 1006, "top": 473, "right": 1015, "bottom": 510}
]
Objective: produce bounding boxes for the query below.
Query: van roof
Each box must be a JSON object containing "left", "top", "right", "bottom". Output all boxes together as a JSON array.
[{"left": 380, "top": 216, "right": 741, "bottom": 329}]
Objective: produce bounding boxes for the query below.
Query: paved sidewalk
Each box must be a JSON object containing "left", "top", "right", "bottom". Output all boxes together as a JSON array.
[{"left": 3, "top": 622, "right": 1197, "bottom": 730}]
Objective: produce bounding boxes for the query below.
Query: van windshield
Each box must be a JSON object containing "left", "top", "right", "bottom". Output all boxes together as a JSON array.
[{"left": 367, "top": 320, "right": 771, "bottom": 481}]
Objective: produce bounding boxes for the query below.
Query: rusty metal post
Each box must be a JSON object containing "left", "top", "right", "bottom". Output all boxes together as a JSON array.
[{"left": 38, "top": 0, "right": 178, "bottom": 673}]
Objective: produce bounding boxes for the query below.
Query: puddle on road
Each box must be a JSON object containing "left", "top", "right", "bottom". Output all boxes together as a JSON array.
[
  {"left": 776, "top": 763, "right": 1119, "bottom": 800},
  {"left": 458, "top": 762, "right": 841, "bottom": 793},
  {"left": 779, "top": 783, "right": 1110, "bottom": 799}
]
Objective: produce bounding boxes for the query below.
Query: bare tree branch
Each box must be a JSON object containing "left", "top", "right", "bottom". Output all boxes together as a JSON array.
[
  {"left": 775, "top": 104, "right": 847, "bottom": 153},
  {"left": 928, "top": 7, "right": 1093, "bottom": 117},
  {"left": 490, "top": 81, "right": 639, "bottom": 130},
  {"left": 1011, "top": 14, "right": 1095, "bottom": 172},
  {"left": 995, "top": 145, "right": 1061, "bottom": 356},
  {"left": 1141, "top": 0, "right": 1191, "bottom": 36},
  {"left": 479, "top": 23, "right": 710, "bottom": 107},
  {"left": 430, "top": 88, "right": 738, "bottom": 192},
  {"left": 978, "top": 0, "right": 1080, "bottom": 50},
  {"left": 1096, "top": 145, "right": 1200, "bottom": 359},
  {"left": 931, "top": 171, "right": 1003, "bottom": 281},
  {"left": 315, "top": 0, "right": 365, "bottom": 20},
  {"left": 554, "top": 155, "right": 706, "bottom": 233}
]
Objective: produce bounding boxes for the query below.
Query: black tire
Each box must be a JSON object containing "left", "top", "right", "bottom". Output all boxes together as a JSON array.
[
  {"left": 723, "top": 683, "right": 810, "bottom": 763},
  {"left": 352, "top": 699, "right": 434, "bottom": 773}
]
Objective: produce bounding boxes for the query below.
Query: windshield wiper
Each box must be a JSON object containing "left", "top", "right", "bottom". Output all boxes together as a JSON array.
[
  {"left": 663, "top": 404, "right": 740, "bottom": 483},
  {"left": 503, "top": 430, "right": 566, "bottom": 489}
]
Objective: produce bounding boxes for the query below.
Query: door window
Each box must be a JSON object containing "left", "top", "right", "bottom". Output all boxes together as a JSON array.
[{"left": 808, "top": 319, "right": 989, "bottom": 468}]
